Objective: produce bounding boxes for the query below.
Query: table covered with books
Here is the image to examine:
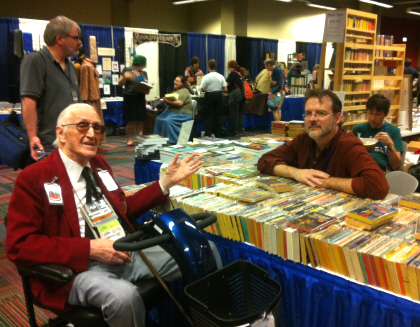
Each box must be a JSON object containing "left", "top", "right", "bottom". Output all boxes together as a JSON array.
[{"left": 128, "top": 135, "right": 420, "bottom": 327}]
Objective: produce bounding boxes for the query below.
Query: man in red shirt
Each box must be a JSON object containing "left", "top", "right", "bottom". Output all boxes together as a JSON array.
[{"left": 257, "top": 89, "right": 389, "bottom": 200}]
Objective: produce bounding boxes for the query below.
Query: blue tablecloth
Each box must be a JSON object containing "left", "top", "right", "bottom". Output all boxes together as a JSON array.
[
  {"left": 0, "top": 113, "right": 22, "bottom": 166},
  {"left": 195, "top": 97, "right": 306, "bottom": 133},
  {"left": 103, "top": 101, "right": 125, "bottom": 126},
  {"left": 206, "top": 233, "right": 420, "bottom": 327},
  {"left": 134, "top": 158, "right": 163, "bottom": 185}
]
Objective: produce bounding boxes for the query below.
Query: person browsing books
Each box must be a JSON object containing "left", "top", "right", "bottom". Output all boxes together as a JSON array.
[
  {"left": 353, "top": 94, "right": 403, "bottom": 171},
  {"left": 118, "top": 55, "right": 149, "bottom": 146},
  {"left": 200, "top": 59, "right": 227, "bottom": 138},
  {"left": 226, "top": 60, "right": 245, "bottom": 137},
  {"left": 154, "top": 76, "right": 194, "bottom": 143},
  {"left": 265, "top": 59, "right": 284, "bottom": 122},
  {"left": 257, "top": 89, "right": 389, "bottom": 200},
  {"left": 6, "top": 103, "right": 222, "bottom": 327}
]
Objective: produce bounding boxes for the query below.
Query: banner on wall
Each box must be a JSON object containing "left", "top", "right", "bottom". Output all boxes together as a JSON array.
[{"left": 133, "top": 33, "right": 182, "bottom": 47}]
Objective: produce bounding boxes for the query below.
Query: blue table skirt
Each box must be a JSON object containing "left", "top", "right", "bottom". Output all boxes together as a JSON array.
[
  {"left": 134, "top": 158, "right": 162, "bottom": 185},
  {"left": 103, "top": 101, "right": 126, "bottom": 126},
  {"left": 195, "top": 97, "right": 306, "bottom": 133},
  {"left": 0, "top": 113, "right": 22, "bottom": 166},
  {"left": 206, "top": 233, "right": 420, "bottom": 327}
]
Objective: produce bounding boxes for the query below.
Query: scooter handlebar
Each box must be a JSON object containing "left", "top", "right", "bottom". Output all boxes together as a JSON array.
[
  {"left": 191, "top": 213, "right": 217, "bottom": 229},
  {"left": 113, "top": 230, "right": 170, "bottom": 251},
  {"left": 113, "top": 212, "right": 217, "bottom": 252}
]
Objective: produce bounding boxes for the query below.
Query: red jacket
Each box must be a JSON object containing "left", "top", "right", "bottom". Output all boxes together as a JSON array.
[{"left": 6, "top": 150, "right": 168, "bottom": 311}]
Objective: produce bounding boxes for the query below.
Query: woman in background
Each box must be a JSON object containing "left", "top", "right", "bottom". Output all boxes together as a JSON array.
[
  {"left": 185, "top": 56, "right": 204, "bottom": 86},
  {"left": 154, "top": 76, "right": 193, "bottom": 143},
  {"left": 311, "top": 64, "right": 320, "bottom": 89},
  {"left": 119, "top": 55, "right": 148, "bottom": 146},
  {"left": 226, "top": 60, "right": 245, "bottom": 137}
]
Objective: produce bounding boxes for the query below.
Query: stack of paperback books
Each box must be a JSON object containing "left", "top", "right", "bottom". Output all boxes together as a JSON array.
[
  {"left": 345, "top": 203, "right": 398, "bottom": 230},
  {"left": 136, "top": 135, "right": 169, "bottom": 158},
  {"left": 271, "top": 121, "right": 288, "bottom": 137},
  {"left": 287, "top": 121, "right": 306, "bottom": 137}
]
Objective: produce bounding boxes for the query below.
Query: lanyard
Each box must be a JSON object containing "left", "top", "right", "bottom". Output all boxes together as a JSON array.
[{"left": 311, "top": 130, "right": 344, "bottom": 172}]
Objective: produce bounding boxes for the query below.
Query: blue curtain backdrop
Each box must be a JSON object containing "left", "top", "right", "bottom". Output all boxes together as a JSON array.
[
  {"left": 80, "top": 24, "right": 116, "bottom": 97},
  {"left": 263, "top": 39, "right": 278, "bottom": 60},
  {"left": 207, "top": 34, "right": 226, "bottom": 76},
  {"left": 307, "top": 42, "right": 322, "bottom": 72},
  {"left": 206, "top": 233, "right": 420, "bottom": 327},
  {"left": 248, "top": 38, "right": 263, "bottom": 80},
  {"left": 187, "top": 32, "right": 207, "bottom": 74},
  {"left": 0, "top": 17, "right": 20, "bottom": 103}
]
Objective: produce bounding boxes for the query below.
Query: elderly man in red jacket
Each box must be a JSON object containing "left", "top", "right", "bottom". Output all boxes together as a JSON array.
[
  {"left": 257, "top": 89, "right": 389, "bottom": 200},
  {"left": 6, "top": 103, "right": 215, "bottom": 327}
]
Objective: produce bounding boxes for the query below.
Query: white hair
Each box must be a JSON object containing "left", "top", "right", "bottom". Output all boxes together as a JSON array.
[{"left": 53, "top": 103, "right": 96, "bottom": 147}]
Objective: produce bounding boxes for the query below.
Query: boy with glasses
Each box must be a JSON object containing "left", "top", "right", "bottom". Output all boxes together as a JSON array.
[
  {"left": 353, "top": 94, "right": 403, "bottom": 171},
  {"left": 257, "top": 89, "right": 389, "bottom": 200}
]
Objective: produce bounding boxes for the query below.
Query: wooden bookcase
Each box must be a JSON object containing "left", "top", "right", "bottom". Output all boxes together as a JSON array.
[
  {"left": 318, "top": 8, "right": 405, "bottom": 130},
  {"left": 372, "top": 43, "right": 406, "bottom": 125}
]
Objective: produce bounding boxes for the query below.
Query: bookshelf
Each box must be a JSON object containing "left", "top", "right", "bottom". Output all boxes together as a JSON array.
[
  {"left": 372, "top": 43, "right": 406, "bottom": 125},
  {"left": 318, "top": 9, "right": 405, "bottom": 130}
]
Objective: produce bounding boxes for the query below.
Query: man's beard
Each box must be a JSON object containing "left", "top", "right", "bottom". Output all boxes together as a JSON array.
[{"left": 305, "top": 119, "right": 336, "bottom": 140}]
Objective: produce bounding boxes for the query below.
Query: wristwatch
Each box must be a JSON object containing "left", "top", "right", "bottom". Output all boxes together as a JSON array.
[{"left": 390, "top": 145, "right": 396, "bottom": 152}]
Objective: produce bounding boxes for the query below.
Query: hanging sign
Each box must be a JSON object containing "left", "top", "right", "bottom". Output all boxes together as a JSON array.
[
  {"left": 133, "top": 33, "right": 182, "bottom": 47},
  {"left": 323, "top": 11, "right": 346, "bottom": 43},
  {"left": 98, "top": 48, "right": 116, "bottom": 56}
]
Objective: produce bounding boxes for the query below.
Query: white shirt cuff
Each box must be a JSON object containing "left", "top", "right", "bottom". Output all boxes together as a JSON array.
[{"left": 159, "top": 180, "right": 170, "bottom": 195}]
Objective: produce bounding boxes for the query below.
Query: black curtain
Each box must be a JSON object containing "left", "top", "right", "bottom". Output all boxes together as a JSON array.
[
  {"left": 158, "top": 32, "right": 188, "bottom": 97},
  {"left": 236, "top": 36, "right": 250, "bottom": 70},
  {"left": 295, "top": 41, "right": 308, "bottom": 61}
]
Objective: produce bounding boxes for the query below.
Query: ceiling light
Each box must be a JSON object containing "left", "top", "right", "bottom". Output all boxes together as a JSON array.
[
  {"left": 403, "top": 37, "right": 407, "bottom": 42},
  {"left": 173, "top": 0, "right": 208, "bottom": 4},
  {"left": 407, "top": 7, "right": 420, "bottom": 15},
  {"left": 276, "top": 0, "right": 292, "bottom": 2},
  {"left": 359, "top": 0, "right": 393, "bottom": 8},
  {"left": 307, "top": 3, "right": 336, "bottom": 10}
]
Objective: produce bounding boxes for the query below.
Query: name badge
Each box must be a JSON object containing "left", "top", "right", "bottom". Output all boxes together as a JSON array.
[
  {"left": 98, "top": 170, "right": 118, "bottom": 191},
  {"left": 97, "top": 219, "right": 126, "bottom": 240},
  {"left": 71, "top": 89, "right": 78, "bottom": 102},
  {"left": 44, "top": 178, "right": 63, "bottom": 205},
  {"left": 82, "top": 198, "right": 118, "bottom": 228}
]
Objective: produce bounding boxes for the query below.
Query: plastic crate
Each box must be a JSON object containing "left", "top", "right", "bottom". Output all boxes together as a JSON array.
[{"left": 184, "top": 260, "right": 281, "bottom": 327}]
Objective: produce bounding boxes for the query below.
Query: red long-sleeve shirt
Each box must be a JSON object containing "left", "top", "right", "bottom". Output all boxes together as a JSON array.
[{"left": 257, "top": 129, "right": 389, "bottom": 200}]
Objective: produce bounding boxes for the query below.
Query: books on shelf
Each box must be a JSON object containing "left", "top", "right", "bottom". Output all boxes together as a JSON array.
[
  {"left": 348, "top": 203, "right": 398, "bottom": 226},
  {"left": 347, "top": 16, "right": 374, "bottom": 31}
]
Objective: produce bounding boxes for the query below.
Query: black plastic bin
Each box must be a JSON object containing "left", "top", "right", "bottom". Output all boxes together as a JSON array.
[{"left": 184, "top": 260, "right": 281, "bottom": 327}]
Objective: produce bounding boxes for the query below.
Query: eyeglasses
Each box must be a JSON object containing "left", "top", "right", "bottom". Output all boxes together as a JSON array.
[
  {"left": 303, "top": 111, "right": 333, "bottom": 119},
  {"left": 66, "top": 34, "right": 80, "bottom": 41},
  {"left": 62, "top": 122, "right": 105, "bottom": 134}
]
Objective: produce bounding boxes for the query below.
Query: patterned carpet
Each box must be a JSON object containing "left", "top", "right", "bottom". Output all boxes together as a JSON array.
[{"left": 0, "top": 136, "right": 137, "bottom": 327}]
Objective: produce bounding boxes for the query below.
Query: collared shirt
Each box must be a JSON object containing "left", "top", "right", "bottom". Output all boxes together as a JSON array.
[
  {"left": 20, "top": 46, "right": 81, "bottom": 152},
  {"left": 59, "top": 149, "right": 98, "bottom": 237},
  {"left": 59, "top": 150, "right": 169, "bottom": 237},
  {"left": 201, "top": 71, "right": 227, "bottom": 92},
  {"left": 257, "top": 128, "right": 389, "bottom": 200}
]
